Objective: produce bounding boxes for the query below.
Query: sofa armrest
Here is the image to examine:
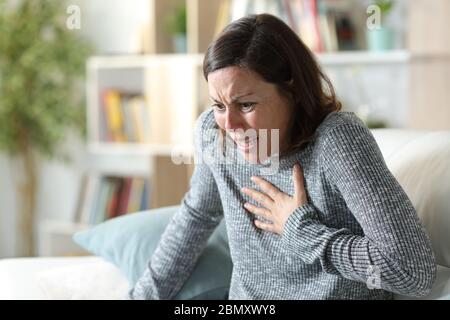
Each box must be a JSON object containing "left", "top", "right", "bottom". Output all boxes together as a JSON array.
[{"left": 0, "top": 256, "right": 129, "bottom": 300}]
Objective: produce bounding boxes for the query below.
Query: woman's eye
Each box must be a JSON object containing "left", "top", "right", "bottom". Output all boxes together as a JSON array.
[
  {"left": 240, "top": 103, "right": 256, "bottom": 112},
  {"left": 212, "top": 104, "right": 225, "bottom": 112}
]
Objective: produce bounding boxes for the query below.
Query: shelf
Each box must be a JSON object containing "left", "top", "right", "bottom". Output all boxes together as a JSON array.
[
  {"left": 87, "top": 50, "right": 413, "bottom": 70},
  {"left": 88, "top": 142, "right": 194, "bottom": 157},
  {"left": 316, "top": 50, "right": 411, "bottom": 66},
  {"left": 87, "top": 54, "right": 204, "bottom": 69},
  {"left": 40, "top": 220, "right": 92, "bottom": 235},
  {"left": 38, "top": 220, "right": 91, "bottom": 256}
]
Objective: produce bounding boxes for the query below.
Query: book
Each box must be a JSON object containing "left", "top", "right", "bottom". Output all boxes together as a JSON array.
[
  {"left": 140, "top": 180, "right": 150, "bottom": 210},
  {"left": 121, "top": 95, "right": 136, "bottom": 142},
  {"left": 100, "top": 90, "right": 150, "bottom": 143},
  {"left": 107, "top": 177, "right": 124, "bottom": 219},
  {"left": 129, "top": 95, "right": 151, "bottom": 143},
  {"left": 310, "top": 0, "right": 324, "bottom": 52},
  {"left": 102, "top": 90, "right": 126, "bottom": 142},
  {"left": 215, "top": 0, "right": 232, "bottom": 36},
  {"left": 79, "top": 174, "right": 100, "bottom": 224},
  {"left": 318, "top": 1, "right": 339, "bottom": 52},
  {"left": 138, "top": 96, "right": 151, "bottom": 143},
  {"left": 127, "top": 177, "right": 146, "bottom": 213},
  {"left": 295, "top": 0, "right": 320, "bottom": 52},
  {"left": 92, "top": 177, "right": 112, "bottom": 224},
  {"left": 214, "top": 0, "right": 359, "bottom": 53},
  {"left": 117, "top": 177, "right": 133, "bottom": 216},
  {"left": 73, "top": 174, "right": 88, "bottom": 223},
  {"left": 282, "top": 0, "right": 298, "bottom": 31}
]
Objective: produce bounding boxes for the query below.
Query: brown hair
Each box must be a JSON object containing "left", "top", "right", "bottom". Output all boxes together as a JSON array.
[{"left": 203, "top": 14, "right": 341, "bottom": 152}]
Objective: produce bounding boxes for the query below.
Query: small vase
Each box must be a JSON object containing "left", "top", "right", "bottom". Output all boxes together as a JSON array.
[
  {"left": 173, "top": 34, "right": 187, "bottom": 53},
  {"left": 366, "top": 27, "right": 395, "bottom": 52}
]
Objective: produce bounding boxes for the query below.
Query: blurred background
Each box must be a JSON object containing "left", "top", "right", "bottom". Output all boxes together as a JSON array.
[{"left": 0, "top": 0, "right": 449, "bottom": 258}]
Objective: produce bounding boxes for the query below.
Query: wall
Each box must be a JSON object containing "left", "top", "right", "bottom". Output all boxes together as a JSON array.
[
  {"left": 76, "top": 0, "right": 151, "bottom": 55},
  {"left": 325, "top": 62, "right": 409, "bottom": 128},
  {"left": 0, "top": 133, "right": 86, "bottom": 258}
]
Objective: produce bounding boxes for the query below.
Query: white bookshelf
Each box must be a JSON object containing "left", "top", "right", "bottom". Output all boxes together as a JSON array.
[{"left": 85, "top": 53, "right": 202, "bottom": 218}]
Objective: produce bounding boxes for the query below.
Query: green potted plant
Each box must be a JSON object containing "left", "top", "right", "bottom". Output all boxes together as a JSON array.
[
  {"left": 366, "top": 0, "right": 395, "bottom": 51},
  {"left": 166, "top": 4, "right": 187, "bottom": 53},
  {"left": 0, "top": 0, "right": 91, "bottom": 256}
]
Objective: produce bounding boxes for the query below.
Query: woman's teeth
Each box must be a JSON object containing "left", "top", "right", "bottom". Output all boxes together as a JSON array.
[{"left": 236, "top": 138, "right": 258, "bottom": 149}]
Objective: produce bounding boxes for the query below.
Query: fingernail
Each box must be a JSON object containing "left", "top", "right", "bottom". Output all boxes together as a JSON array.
[{"left": 251, "top": 176, "right": 256, "bottom": 181}]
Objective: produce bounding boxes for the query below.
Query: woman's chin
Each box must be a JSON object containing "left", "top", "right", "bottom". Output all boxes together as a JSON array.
[{"left": 238, "top": 146, "right": 270, "bottom": 165}]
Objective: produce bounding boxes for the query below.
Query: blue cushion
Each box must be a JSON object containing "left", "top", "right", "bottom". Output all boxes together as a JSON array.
[{"left": 73, "top": 205, "right": 232, "bottom": 300}]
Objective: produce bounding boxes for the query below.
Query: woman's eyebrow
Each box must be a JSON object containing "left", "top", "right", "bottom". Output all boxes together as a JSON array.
[{"left": 210, "top": 93, "right": 255, "bottom": 103}]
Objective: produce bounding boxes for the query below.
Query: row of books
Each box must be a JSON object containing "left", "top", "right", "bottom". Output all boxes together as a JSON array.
[
  {"left": 101, "top": 89, "right": 151, "bottom": 143},
  {"left": 215, "top": 0, "right": 358, "bottom": 52},
  {"left": 75, "top": 175, "right": 150, "bottom": 225}
]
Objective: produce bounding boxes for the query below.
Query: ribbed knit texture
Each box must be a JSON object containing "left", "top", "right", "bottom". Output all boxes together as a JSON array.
[{"left": 129, "top": 108, "right": 436, "bottom": 300}]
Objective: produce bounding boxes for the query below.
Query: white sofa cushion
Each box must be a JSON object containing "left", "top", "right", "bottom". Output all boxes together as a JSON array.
[
  {"left": 0, "top": 257, "right": 94, "bottom": 300},
  {"left": 36, "top": 259, "right": 130, "bottom": 300},
  {"left": 372, "top": 130, "right": 450, "bottom": 268},
  {"left": 0, "top": 256, "right": 129, "bottom": 300}
]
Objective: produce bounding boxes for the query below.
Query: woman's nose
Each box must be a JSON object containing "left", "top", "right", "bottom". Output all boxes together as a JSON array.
[{"left": 224, "top": 108, "right": 242, "bottom": 130}]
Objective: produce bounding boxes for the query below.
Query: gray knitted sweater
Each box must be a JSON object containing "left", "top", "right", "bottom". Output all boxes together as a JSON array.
[{"left": 130, "top": 108, "right": 436, "bottom": 300}]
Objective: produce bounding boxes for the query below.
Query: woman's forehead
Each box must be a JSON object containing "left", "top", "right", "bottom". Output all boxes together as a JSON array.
[{"left": 208, "top": 67, "right": 272, "bottom": 97}]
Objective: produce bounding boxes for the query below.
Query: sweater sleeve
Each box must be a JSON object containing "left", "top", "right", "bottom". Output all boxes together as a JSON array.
[
  {"left": 129, "top": 110, "right": 224, "bottom": 300},
  {"left": 280, "top": 122, "right": 436, "bottom": 297}
]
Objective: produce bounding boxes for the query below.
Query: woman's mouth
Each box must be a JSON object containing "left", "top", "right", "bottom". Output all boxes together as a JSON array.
[{"left": 234, "top": 137, "right": 258, "bottom": 152}]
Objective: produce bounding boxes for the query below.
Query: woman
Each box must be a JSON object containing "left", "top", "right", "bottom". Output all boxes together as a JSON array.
[{"left": 130, "top": 14, "right": 436, "bottom": 300}]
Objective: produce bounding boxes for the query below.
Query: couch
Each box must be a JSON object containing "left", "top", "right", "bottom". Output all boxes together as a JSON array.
[{"left": 1, "top": 129, "right": 449, "bottom": 300}]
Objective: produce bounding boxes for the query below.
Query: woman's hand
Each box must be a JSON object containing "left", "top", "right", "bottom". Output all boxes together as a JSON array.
[{"left": 241, "top": 163, "right": 308, "bottom": 235}]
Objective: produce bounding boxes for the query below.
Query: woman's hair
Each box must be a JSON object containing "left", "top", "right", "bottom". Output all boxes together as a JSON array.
[{"left": 203, "top": 14, "right": 341, "bottom": 152}]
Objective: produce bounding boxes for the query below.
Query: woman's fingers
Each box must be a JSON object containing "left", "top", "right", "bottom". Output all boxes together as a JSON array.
[
  {"left": 241, "top": 187, "right": 274, "bottom": 208},
  {"left": 293, "top": 164, "right": 307, "bottom": 203},
  {"left": 242, "top": 166, "right": 307, "bottom": 235},
  {"left": 250, "top": 176, "right": 282, "bottom": 201},
  {"left": 253, "top": 219, "right": 276, "bottom": 233},
  {"left": 244, "top": 202, "right": 272, "bottom": 220}
]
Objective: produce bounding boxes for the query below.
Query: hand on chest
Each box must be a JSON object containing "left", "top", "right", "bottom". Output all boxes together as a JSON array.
[{"left": 236, "top": 164, "right": 310, "bottom": 235}]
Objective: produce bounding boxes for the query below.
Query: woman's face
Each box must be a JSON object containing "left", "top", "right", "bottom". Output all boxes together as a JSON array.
[{"left": 208, "top": 66, "right": 293, "bottom": 163}]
